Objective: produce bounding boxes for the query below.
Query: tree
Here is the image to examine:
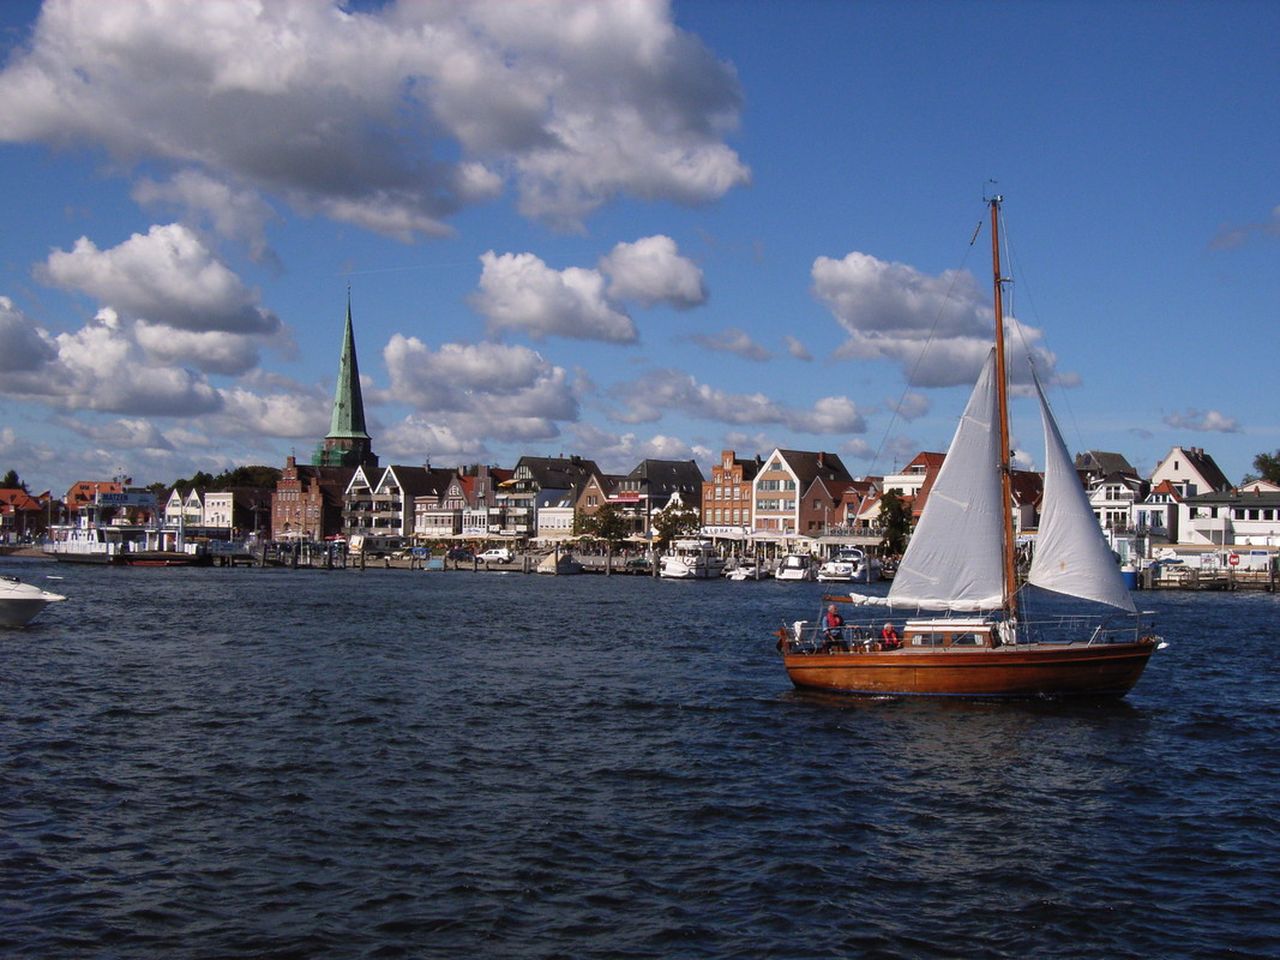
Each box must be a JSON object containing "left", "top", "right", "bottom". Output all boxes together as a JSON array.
[
  {"left": 1, "top": 469, "right": 26, "bottom": 491},
  {"left": 1245, "top": 450, "right": 1280, "bottom": 486},
  {"left": 651, "top": 503, "right": 701, "bottom": 548},
  {"left": 577, "top": 502, "right": 630, "bottom": 549},
  {"left": 878, "top": 489, "right": 911, "bottom": 558}
]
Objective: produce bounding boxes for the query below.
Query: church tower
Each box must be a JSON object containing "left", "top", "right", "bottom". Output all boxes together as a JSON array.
[{"left": 313, "top": 294, "right": 378, "bottom": 468}]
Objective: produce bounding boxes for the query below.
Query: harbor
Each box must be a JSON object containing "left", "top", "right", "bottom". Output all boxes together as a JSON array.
[{"left": 3, "top": 561, "right": 1277, "bottom": 959}]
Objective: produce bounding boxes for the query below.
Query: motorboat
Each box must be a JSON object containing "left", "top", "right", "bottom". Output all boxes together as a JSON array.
[
  {"left": 725, "top": 558, "right": 762, "bottom": 581},
  {"left": 815, "top": 546, "right": 880, "bottom": 583},
  {"left": 774, "top": 553, "right": 815, "bottom": 581},
  {"left": 660, "top": 539, "right": 725, "bottom": 579},
  {"left": 0, "top": 575, "right": 67, "bottom": 627}
]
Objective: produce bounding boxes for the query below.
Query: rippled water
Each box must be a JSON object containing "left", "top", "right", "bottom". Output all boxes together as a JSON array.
[{"left": 2, "top": 560, "right": 1277, "bottom": 959}]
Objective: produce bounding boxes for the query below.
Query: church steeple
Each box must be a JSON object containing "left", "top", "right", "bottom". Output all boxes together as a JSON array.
[{"left": 315, "top": 292, "right": 377, "bottom": 468}]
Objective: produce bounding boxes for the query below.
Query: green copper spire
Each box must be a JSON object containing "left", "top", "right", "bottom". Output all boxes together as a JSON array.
[
  {"left": 328, "top": 293, "right": 370, "bottom": 441},
  {"left": 314, "top": 292, "right": 377, "bottom": 468}
]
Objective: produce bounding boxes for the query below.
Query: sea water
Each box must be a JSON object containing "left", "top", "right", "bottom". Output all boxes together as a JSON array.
[{"left": 2, "top": 561, "right": 1277, "bottom": 958}]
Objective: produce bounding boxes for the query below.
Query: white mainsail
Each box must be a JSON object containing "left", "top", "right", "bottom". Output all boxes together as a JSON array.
[
  {"left": 887, "top": 350, "right": 1006, "bottom": 611},
  {"left": 1027, "top": 374, "right": 1137, "bottom": 612}
]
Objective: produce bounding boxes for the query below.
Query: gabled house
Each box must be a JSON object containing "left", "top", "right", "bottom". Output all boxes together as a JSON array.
[
  {"left": 617, "top": 459, "right": 705, "bottom": 536},
  {"left": 496, "top": 456, "right": 600, "bottom": 540},
  {"left": 1008, "top": 469, "right": 1044, "bottom": 535},
  {"left": 0, "top": 487, "right": 49, "bottom": 541},
  {"left": 1086, "top": 472, "right": 1147, "bottom": 533},
  {"left": 368, "top": 465, "right": 453, "bottom": 540},
  {"left": 882, "top": 452, "right": 946, "bottom": 523},
  {"left": 575, "top": 473, "right": 623, "bottom": 522},
  {"left": 1150, "top": 445, "right": 1231, "bottom": 498},
  {"left": 414, "top": 464, "right": 509, "bottom": 540},
  {"left": 271, "top": 456, "right": 355, "bottom": 541},
  {"left": 1134, "top": 479, "right": 1182, "bottom": 543},
  {"left": 701, "top": 450, "right": 761, "bottom": 538},
  {"left": 752, "top": 449, "right": 852, "bottom": 537}
]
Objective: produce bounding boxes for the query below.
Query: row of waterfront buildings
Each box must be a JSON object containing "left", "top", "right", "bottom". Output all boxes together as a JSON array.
[{"left": 6, "top": 302, "right": 1278, "bottom": 555}]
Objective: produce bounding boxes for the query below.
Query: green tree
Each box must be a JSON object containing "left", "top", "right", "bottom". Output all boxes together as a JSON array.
[
  {"left": 577, "top": 502, "right": 630, "bottom": 549},
  {"left": 877, "top": 488, "right": 911, "bottom": 558},
  {"left": 651, "top": 503, "right": 701, "bottom": 548},
  {"left": 2, "top": 469, "right": 26, "bottom": 491},
  {"left": 1245, "top": 450, "right": 1280, "bottom": 485}
]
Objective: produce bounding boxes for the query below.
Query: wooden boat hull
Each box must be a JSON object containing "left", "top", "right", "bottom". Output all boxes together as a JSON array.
[{"left": 782, "top": 639, "right": 1157, "bottom": 698}]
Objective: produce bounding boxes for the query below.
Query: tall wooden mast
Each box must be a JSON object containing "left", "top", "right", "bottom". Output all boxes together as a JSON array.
[{"left": 990, "top": 196, "right": 1019, "bottom": 618}]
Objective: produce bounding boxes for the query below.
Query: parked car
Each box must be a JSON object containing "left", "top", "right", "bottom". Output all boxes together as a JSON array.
[
  {"left": 446, "top": 546, "right": 474, "bottom": 562},
  {"left": 477, "top": 547, "right": 515, "bottom": 564}
]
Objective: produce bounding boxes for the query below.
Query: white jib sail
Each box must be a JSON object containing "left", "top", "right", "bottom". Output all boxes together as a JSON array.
[
  {"left": 1027, "top": 374, "right": 1137, "bottom": 612},
  {"left": 887, "top": 350, "right": 1006, "bottom": 611}
]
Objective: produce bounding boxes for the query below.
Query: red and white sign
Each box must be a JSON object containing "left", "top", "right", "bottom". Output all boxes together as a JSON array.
[{"left": 1228, "top": 552, "right": 1240, "bottom": 566}]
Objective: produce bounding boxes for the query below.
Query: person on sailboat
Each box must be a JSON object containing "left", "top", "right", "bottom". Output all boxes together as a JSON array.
[
  {"left": 824, "top": 604, "right": 845, "bottom": 645},
  {"left": 880, "top": 622, "right": 900, "bottom": 650}
]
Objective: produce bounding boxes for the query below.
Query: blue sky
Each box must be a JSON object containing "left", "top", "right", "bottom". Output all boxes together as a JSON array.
[{"left": 0, "top": 0, "right": 1276, "bottom": 497}]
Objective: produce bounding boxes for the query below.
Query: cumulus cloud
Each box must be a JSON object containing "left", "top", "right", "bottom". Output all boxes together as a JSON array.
[
  {"left": 382, "top": 335, "right": 578, "bottom": 444},
  {"left": 690, "top": 327, "right": 770, "bottom": 361},
  {"left": 0, "top": 307, "right": 223, "bottom": 416},
  {"left": 784, "top": 335, "right": 813, "bottom": 361},
  {"left": 888, "top": 391, "right": 930, "bottom": 421},
  {"left": 599, "top": 235, "right": 706, "bottom": 308},
  {"left": 133, "top": 169, "right": 279, "bottom": 264},
  {"left": 471, "top": 251, "right": 636, "bottom": 342},
  {"left": 0, "top": 296, "right": 58, "bottom": 372},
  {"left": 59, "top": 416, "right": 175, "bottom": 451},
  {"left": 1163, "top": 408, "right": 1241, "bottom": 433},
  {"left": 611, "top": 368, "right": 866, "bottom": 434},
  {"left": 569, "top": 422, "right": 700, "bottom": 474},
  {"left": 40, "top": 224, "right": 281, "bottom": 336},
  {"left": 0, "top": 0, "right": 748, "bottom": 236},
  {"left": 812, "top": 251, "right": 1069, "bottom": 388}
]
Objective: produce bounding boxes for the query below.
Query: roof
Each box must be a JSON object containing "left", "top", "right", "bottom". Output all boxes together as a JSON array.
[
  {"left": 624, "top": 458, "right": 705, "bottom": 494},
  {"left": 772, "top": 449, "right": 853, "bottom": 489},
  {"left": 326, "top": 296, "right": 371, "bottom": 442},
  {"left": 1008, "top": 469, "right": 1044, "bottom": 508},
  {"left": 513, "top": 455, "right": 601, "bottom": 491},
  {"left": 1075, "top": 450, "right": 1137, "bottom": 478}
]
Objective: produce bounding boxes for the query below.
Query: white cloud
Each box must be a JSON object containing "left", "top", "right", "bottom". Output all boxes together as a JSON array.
[
  {"left": 59, "top": 416, "right": 175, "bottom": 451},
  {"left": 812, "top": 250, "right": 1068, "bottom": 389},
  {"left": 888, "top": 391, "right": 930, "bottom": 421},
  {"left": 690, "top": 327, "right": 770, "bottom": 361},
  {"left": 471, "top": 251, "right": 635, "bottom": 342},
  {"left": 784, "top": 335, "right": 813, "bottom": 361},
  {"left": 0, "top": 308, "right": 224, "bottom": 416},
  {"left": 569, "top": 422, "right": 698, "bottom": 474},
  {"left": 134, "top": 322, "right": 263, "bottom": 376},
  {"left": 133, "top": 170, "right": 279, "bottom": 264},
  {"left": 0, "top": 296, "right": 58, "bottom": 372},
  {"left": 611, "top": 368, "right": 866, "bottom": 434},
  {"left": 600, "top": 235, "right": 706, "bottom": 308},
  {"left": 40, "top": 224, "right": 281, "bottom": 335},
  {"left": 0, "top": 0, "right": 748, "bottom": 236},
  {"left": 382, "top": 335, "right": 578, "bottom": 445},
  {"left": 1163, "top": 408, "right": 1241, "bottom": 433}
]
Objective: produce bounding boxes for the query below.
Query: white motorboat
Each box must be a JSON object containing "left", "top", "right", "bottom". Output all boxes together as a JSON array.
[
  {"left": 659, "top": 539, "right": 725, "bottom": 579},
  {"left": 774, "top": 553, "right": 815, "bottom": 581},
  {"left": 0, "top": 575, "right": 67, "bottom": 627},
  {"left": 816, "top": 546, "right": 880, "bottom": 583},
  {"left": 725, "top": 558, "right": 762, "bottom": 581}
]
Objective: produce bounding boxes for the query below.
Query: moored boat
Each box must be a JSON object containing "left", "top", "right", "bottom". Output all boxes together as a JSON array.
[
  {"left": 774, "top": 553, "right": 815, "bottom": 581},
  {"left": 815, "top": 546, "right": 879, "bottom": 583},
  {"left": 660, "top": 539, "right": 724, "bottom": 579},
  {"left": 777, "top": 196, "right": 1162, "bottom": 699},
  {"left": 0, "top": 575, "right": 67, "bottom": 627}
]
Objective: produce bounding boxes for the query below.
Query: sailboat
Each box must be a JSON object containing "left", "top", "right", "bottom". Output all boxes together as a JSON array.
[{"left": 778, "top": 196, "right": 1162, "bottom": 698}]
